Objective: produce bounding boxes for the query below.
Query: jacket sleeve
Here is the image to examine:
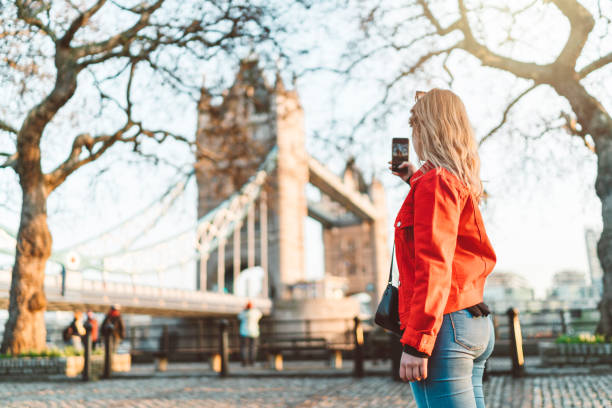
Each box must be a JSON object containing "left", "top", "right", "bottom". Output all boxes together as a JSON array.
[{"left": 399, "top": 172, "right": 461, "bottom": 356}]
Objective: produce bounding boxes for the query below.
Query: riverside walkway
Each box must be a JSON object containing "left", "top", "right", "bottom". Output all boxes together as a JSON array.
[{"left": 1, "top": 359, "right": 610, "bottom": 407}]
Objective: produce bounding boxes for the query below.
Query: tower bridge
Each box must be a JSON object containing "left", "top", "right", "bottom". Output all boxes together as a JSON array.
[{"left": 0, "top": 59, "right": 389, "bottom": 321}]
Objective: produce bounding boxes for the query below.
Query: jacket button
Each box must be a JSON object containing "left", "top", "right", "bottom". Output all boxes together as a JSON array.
[{"left": 396, "top": 221, "right": 401, "bottom": 227}]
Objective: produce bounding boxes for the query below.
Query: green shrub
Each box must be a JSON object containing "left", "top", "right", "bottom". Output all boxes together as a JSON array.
[
  {"left": 0, "top": 345, "right": 105, "bottom": 358},
  {"left": 61, "top": 346, "right": 83, "bottom": 356},
  {"left": 555, "top": 333, "right": 607, "bottom": 344}
]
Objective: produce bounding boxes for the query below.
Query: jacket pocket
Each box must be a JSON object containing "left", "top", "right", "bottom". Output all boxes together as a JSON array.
[
  {"left": 394, "top": 209, "right": 414, "bottom": 230},
  {"left": 393, "top": 209, "right": 415, "bottom": 290},
  {"left": 449, "top": 309, "right": 490, "bottom": 351}
]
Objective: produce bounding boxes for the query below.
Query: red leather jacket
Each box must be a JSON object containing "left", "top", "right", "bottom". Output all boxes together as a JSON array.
[{"left": 394, "top": 161, "right": 496, "bottom": 356}]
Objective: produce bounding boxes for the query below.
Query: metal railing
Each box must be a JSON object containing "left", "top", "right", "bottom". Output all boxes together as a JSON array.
[
  {"left": 490, "top": 307, "right": 599, "bottom": 343},
  {"left": 48, "top": 315, "right": 366, "bottom": 380},
  {"left": 37, "top": 306, "right": 604, "bottom": 381}
]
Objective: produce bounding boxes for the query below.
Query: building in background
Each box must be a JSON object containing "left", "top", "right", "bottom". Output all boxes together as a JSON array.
[
  {"left": 321, "top": 158, "right": 380, "bottom": 297},
  {"left": 547, "top": 269, "right": 599, "bottom": 310},
  {"left": 484, "top": 271, "right": 538, "bottom": 313}
]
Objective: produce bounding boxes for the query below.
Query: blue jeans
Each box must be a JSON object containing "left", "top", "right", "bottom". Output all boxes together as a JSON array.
[{"left": 410, "top": 308, "right": 495, "bottom": 408}]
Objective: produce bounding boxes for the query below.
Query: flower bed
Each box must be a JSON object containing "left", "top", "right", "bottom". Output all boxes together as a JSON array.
[{"left": 539, "top": 334, "right": 612, "bottom": 366}]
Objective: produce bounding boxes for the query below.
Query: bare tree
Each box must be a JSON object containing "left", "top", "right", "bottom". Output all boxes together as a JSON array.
[
  {"left": 0, "top": 0, "right": 303, "bottom": 354},
  {"left": 342, "top": 0, "right": 612, "bottom": 336}
]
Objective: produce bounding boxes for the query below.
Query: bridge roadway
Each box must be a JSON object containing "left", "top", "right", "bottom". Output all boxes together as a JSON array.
[{"left": 0, "top": 270, "right": 272, "bottom": 317}]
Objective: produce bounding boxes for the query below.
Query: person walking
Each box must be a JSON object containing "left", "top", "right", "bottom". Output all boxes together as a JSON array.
[
  {"left": 237, "top": 301, "right": 262, "bottom": 366},
  {"left": 85, "top": 310, "right": 99, "bottom": 348},
  {"left": 67, "top": 310, "right": 87, "bottom": 350},
  {"left": 101, "top": 304, "right": 125, "bottom": 352},
  {"left": 390, "top": 89, "right": 497, "bottom": 408}
]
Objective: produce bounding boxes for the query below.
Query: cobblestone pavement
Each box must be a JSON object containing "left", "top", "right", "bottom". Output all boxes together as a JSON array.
[{"left": 1, "top": 372, "right": 611, "bottom": 407}]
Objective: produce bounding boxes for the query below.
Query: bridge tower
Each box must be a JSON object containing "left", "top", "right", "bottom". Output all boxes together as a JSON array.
[
  {"left": 195, "top": 58, "right": 389, "bottom": 318},
  {"left": 195, "top": 58, "right": 308, "bottom": 299}
]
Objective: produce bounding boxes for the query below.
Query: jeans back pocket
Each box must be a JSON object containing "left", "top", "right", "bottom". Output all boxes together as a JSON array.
[{"left": 449, "top": 309, "right": 490, "bottom": 351}]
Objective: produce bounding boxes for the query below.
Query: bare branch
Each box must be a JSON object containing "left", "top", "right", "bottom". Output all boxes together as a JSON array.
[
  {"left": 45, "top": 53, "right": 219, "bottom": 193},
  {"left": 128, "top": 121, "right": 221, "bottom": 164},
  {"left": 560, "top": 111, "right": 595, "bottom": 152},
  {"left": 0, "top": 120, "right": 18, "bottom": 135},
  {"left": 480, "top": 83, "right": 540, "bottom": 146},
  {"left": 14, "top": 0, "right": 57, "bottom": 41},
  {"left": 551, "top": 0, "right": 596, "bottom": 68},
  {"left": 0, "top": 28, "right": 33, "bottom": 39},
  {"left": 415, "top": 0, "right": 553, "bottom": 82},
  {"left": 417, "top": 0, "right": 462, "bottom": 36},
  {"left": 442, "top": 53, "right": 454, "bottom": 87},
  {"left": 59, "top": 0, "right": 107, "bottom": 46},
  {"left": 44, "top": 119, "right": 220, "bottom": 193},
  {"left": 44, "top": 125, "right": 130, "bottom": 192},
  {"left": 349, "top": 43, "right": 461, "bottom": 138},
  {"left": 0, "top": 152, "right": 18, "bottom": 169},
  {"left": 312, "top": 31, "right": 438, "bottom": 78},
  {"left": 125, "top": 61, "right": 137, "bottom": 117},
  {"left": 579, "top": 51, "right": 612, "bottom": 78},
  {"left": 73, "top": 0, "right": 164, "bottom": 60},
  {"left": 453, "top": 0, "right": 552, "bottom": 81}
]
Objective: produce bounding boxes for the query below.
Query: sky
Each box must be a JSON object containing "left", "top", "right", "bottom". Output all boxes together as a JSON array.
[{"left": 0, "top": 0, "right": 609, "bottom": 301}]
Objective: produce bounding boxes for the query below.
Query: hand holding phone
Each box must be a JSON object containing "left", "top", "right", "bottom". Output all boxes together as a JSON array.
[
  {"left": 391, "top": 138, "right": 409, "bottom": 172},
  {"left": 389, "top": 138, "right": 416, "bottom": 183}
]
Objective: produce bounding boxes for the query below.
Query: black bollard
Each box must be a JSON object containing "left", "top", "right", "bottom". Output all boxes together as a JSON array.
[
  {"left": 506, "top": 307, "right": 525, "bottom": 377},
  {"left": 219, "top": 319, "right": 229, "bottom": 377},
  {"left": 161, "top": 325, "right": 169, "bottom": 357},
  {"left": 353, "top": 316, "right": 364, "bottom": 378},
  {"left": 155, "top": 325, "right": 170, "bottom": 372},
  {"left": 60, "top": 265, "right": 67, "bottom": 297},
  {"left": 102, "top": 326, "right": 114, "bottom": 379},
  {"left": 83, "top": 321, "right": 92, "bottom": 381},
  {"left": 559, "top": 309, "right": 568, "bottom": 335}
]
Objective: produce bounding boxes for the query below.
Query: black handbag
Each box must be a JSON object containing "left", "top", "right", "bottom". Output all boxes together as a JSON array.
[{"left": 374, "top": 246, "right": 401, "bottom": 336}]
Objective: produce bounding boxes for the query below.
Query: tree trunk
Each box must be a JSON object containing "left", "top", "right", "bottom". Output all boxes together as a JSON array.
[
  {"left": 595, "top": 136, "right": 612, "bottom": 339},
  {"left": 0, "top": 183, "right": 52, "bottom": 354},
  {"left": 552, "top": 77, "right": 612, "bottom": 338},
  {"left": 0, "top": 51, "right": 77, "bottom": 354}
]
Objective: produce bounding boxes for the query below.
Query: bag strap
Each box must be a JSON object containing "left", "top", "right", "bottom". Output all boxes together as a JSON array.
[{"left": 388, "top": 244, "right": 395, "bottom": 284}]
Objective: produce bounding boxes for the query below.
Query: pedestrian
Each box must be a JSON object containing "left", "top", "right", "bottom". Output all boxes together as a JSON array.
[
  {"left": 85, "top": 310, "right": 99, "bottom": 348},
  {"left": 66, "top": 310, "right": 86, "bottom": 350},
  {"left": 101, "top": 304, "right": 125, "bottom": 352},
  {"left": 389, "top": 89, "right": 497, "bottom": 408},
  {"left": 237, "top": 301, "right": 262, "bottom": 366}
]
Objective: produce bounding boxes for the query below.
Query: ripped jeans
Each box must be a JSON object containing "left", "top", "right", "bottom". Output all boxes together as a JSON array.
[{"left": 409, "top": 308, "right": 495, "bottom": 408}]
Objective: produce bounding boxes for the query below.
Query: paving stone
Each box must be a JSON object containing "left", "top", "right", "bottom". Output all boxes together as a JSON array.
[{"left": 0, "top": 370, "right": 610, "bottom": 407}]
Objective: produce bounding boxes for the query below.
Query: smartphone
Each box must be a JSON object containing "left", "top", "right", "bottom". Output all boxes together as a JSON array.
[{"left": 391, "top": 138, "right": 409, "bottom": 172}]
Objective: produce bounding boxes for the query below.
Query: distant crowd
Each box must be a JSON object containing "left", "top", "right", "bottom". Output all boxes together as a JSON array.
[
  {"left": 61, "top": 301, "right": 262, "bottom": 366},
  {"left": 63, "top": 304, "right": 125, "bottom": 350}
]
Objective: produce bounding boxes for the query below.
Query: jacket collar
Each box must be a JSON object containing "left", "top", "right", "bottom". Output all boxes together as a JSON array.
[{"left": 410, "top": 160, "right": 435, "bottom": 184}]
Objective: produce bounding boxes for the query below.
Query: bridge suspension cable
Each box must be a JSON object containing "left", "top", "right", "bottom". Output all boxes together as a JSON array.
[
  {"left": 70, "top": 146, "right": 278, "bottom": 277},
  {"left": 0, "top": 145, "right": 278, "bottom": 293}
]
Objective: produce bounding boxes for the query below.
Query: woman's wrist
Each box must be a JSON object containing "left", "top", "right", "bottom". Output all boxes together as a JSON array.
[{"left": 402, "top": 344, "right": 429, "bottom": 358}]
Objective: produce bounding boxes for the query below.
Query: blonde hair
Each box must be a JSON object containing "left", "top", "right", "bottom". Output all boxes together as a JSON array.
[{"left": 409, "top": 88, "right": 483, "bottom": 199}]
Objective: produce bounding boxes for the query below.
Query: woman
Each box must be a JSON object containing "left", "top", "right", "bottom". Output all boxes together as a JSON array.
[{"left": 390, "top": 88, "right": 497, "bottom": 408}]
